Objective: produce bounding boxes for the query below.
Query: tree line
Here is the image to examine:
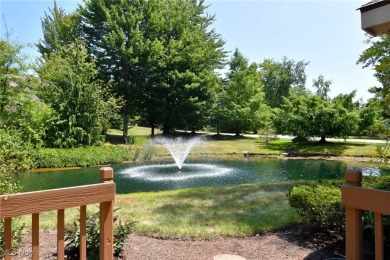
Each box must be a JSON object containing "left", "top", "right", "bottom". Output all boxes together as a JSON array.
[{"left": 1, "top": 0, "right": 389, "bottom": 149}]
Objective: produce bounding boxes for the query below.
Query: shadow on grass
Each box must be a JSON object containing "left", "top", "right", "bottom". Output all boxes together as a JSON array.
[
  {"left": 262, "top": 140, "right": 368, "bottom": 157},
  {"left": 105, "top": 134, "right": 126, "bottom": 144},
  {"left": 208, "top": 134, "right": 253, "bottom": 141},
  {"left": 150, "top": 182, "right": 301, "bottom": 237}
]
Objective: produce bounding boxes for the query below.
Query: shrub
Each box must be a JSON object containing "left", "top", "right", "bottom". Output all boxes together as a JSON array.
[
  {"left": 65, "top": 210, "right": 135, "bottom": 259},
  {"left": 32, "top": 145, "right": 138, "bottom": 168},
  {"left": 364, "top": 175, "right": 390, "bottom": 191},
  {"left": 287, "top": 183, "right": 344, "bottom": 236},
  {"left": 0, "top": 129, "right": 32, "bottom": 250}
]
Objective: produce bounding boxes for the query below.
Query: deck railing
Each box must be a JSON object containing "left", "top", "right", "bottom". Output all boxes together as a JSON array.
[
  {"left": 342, "top": 168, "right": 390, "bottom": 260},
  {"left": 0, "top": 167, "right": 116, "bottom": 260}
]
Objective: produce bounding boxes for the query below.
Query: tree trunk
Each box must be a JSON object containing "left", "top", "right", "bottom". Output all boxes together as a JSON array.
[
  {"left": 163, "top": 123, "right": 170, "bottom": 136},
  {"left": 151, "top": 125, "right": 155, "bottom": 137},
  {"left": 319, "top": 135, "right": 327, "bottom": 143},
  {"left": 122, "top": 108, "right": 129, "bottom": 138}
]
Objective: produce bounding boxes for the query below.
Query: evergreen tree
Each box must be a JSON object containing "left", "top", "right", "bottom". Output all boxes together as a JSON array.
[
  {"left": 218, "top": 49, "right": 264, "bottom": 136},
  {"left": 36, "top": 0, "right": 81, "bottom": 58},
  {"left": 80, "top": 0, "right": 225, "bottom": 136},
  {"left": 38, "top": 41, "right": 105, "bottom": 147}
]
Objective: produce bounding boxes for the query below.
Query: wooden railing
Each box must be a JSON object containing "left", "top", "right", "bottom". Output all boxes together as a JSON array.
[
  {"left": 342, "top": 168, "right": 390, "bottom": 260},
  {"left": 0, "top": 167, "right": 116, "bottom": 260}
]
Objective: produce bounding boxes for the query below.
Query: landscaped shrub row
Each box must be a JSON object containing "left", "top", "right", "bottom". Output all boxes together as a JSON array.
[
  {"left": 32, "top": 145, "right": 140, "bottom": 168},
  {"left": 287, "top": 176, "right": 390, "bottom": 239}
]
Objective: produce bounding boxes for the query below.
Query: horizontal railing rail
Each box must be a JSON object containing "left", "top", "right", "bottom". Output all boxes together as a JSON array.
[
  {"left": 0, "top": 167, "right": 115, "bottom": 260},
  {"left": 342, "top": 168, "right": 390, "bottom": 260}
]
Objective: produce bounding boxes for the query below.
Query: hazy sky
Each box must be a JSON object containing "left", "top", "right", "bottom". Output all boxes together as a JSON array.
[{"left": 0, "top": 0, "right": 378, "bottom": 101}]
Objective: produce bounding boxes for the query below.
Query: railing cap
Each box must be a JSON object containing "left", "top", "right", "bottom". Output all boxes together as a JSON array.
[
  {"left": 100, "top": 167, "right": 114, "bottom": 182},
  {"left": 345, "top": 167, "right": 362, "bottom": 187}
]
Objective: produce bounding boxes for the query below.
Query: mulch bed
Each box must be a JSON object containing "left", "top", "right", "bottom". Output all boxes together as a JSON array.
[{"left": 14, "top": 223, "right": 355, "bottom": 260}]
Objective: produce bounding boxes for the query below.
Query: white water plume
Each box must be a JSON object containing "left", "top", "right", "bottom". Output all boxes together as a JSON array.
[{"left": 153, "top": 136, "right": 203, "bottom": 170}]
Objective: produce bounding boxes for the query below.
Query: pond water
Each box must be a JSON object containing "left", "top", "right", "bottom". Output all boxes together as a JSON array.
[{"left": 14, "top": 158, "right": 390, "bottom": 194}]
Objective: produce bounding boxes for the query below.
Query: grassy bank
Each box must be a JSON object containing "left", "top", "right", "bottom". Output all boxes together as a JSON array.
[
  {"left": 17, "top": 182, "right": 303, "bottom": 238},
  {"left": 31, "top": 127, "right": 383, "bottom": 168}
]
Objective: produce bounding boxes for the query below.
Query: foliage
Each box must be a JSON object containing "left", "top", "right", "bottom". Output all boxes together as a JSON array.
[
  {"left": 65, "top": 210, "right": 135, "bottom": 259},
  {"left": 32, "top": 145, "right": 139, "bottom": 168},
  {"left": 215, "top": 49, "right": 265, "bottom": 136},
  {"left": 358, "top": 35, "right": 390, "bottom": 160},
  {"left": 0, "top": 129, "right": 31, "bottom": 251},
  {"left": 38, "top": 40, "right": 107, "bottom": 147},
  {"left": 0, "top": 129, "right": 35, "bottom": 174},
  {"left": 0, "top": 34, "right": 52, "bottom": 147},
  {"left": 36, "top": 0, "right": 81, "bottom": 58},
  {"left": 259, "top": 57, "right": 308, "bottom": 108},
  {"left": 275, "top": 90, "right": 360, "bottom": 142},
  {"left": 358, "top": 35, "right": 390, "bottom": 120},
  {"left": 287, "top": 183, "right": 345, "bottom": 236},
  {"left": 80, "top": 0, "right": 226, "bottom": 136},
  {"left": 364, "top": 175, "right": 390, "bottom": 191},
  {"left": 288, "top": 176, "right": 390, "bottom": 241},
  {"left": 312, "top": 74, "right": 332, "bottom": 99}
]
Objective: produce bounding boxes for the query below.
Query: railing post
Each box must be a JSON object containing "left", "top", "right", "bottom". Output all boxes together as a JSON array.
[
  {"left": 344, "top": 167, "right": 363, "bottom": 260},
  {"left": 99, "top": 167, "right": 114, "bottom": 260}
]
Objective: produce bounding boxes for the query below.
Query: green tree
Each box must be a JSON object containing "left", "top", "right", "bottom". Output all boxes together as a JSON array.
[
  {"left": 358, "top": 35, "right": 390, "bottom": 118},
  {"left": 276, "top": 90, "right": 359, "bottom": 142},
  {"left": 358, "top": 35, "right": 390, "bottom": 160},
  {"left": 0, "top": 31, "right": 53, "bottom": 147},
  {"left": 80, "top": 0, "right": 225, "bottom": 136},
  {"left": 36, "top": 0, "right": 81, "bottom": 58},
  {"left": 259, "top": 57, "right": 308, "bottom": 108},
  {"left": 218, "top": 49, "right": 264, "bottom": 136},
  {"left": 38, "top": 41, "right": 106, "bottom": 147},
  {"left": 0, "top": 38, "right": 26, "bottom": 114},
  {"left": 312, "top": 74, "right": 332, "bottom": 99}
]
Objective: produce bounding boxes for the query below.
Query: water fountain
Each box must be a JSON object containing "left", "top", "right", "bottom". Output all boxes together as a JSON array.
[
  {"left": 118, "top": 136, "right": 234, "bottom": 183},
  {"left": 153, "top": 136, "right": 202, "bottom": 170}
]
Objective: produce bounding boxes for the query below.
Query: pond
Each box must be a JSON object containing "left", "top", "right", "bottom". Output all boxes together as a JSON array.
[{"left": 14, "top": 158, "right": 390, "bottom": 194}]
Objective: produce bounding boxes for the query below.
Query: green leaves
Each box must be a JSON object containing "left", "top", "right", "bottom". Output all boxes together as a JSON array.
[
  {"left": 81, "top": 0, "right": 225, "bottom": 136},
  {"left": 214, "top": 49, "right": 265, "bottom": 135},
  {"left": 38, "top": 41, "right": 105, "bottom": 147}
]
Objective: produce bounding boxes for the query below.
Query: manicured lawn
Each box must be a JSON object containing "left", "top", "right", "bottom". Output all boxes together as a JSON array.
[{"left": 18, "top": 182, "right": 303, "bottom": 238}]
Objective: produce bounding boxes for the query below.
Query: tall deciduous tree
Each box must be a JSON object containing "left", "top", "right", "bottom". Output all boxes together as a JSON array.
[
  {"left": 259, "top": 57, "right": 308, "bottom": 108},
  {"left": 0, "top": 30, "right": 53, "bottom": 147},
  {"left": 217, "top": 49, "right": 264, "bottom": 136},
  {"left": 312, "top": 74, "right": 332, "bottom": 99},
  {"left": 276, "top": 90, "right": 359, "bottom": 142},
  {"left": 358, "top": 35, "right": 390, "bottom": 121},
  {"left": 80, "top": 0, "right": 225, "bottom": 136}
]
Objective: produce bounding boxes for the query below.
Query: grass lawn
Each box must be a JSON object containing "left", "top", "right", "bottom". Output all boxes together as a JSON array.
[{"left": 18, "top": 182, "right": 303, "bottom": 238}]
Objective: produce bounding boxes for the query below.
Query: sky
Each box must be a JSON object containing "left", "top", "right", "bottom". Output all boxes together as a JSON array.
[{"left": 0, "top": 0, "right": 379, "bottom": 101}]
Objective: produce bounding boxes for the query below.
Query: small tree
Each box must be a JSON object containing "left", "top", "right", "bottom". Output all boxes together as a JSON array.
[
  {"left": 276, "top": 90, "right": 359, "bottom": 142},
  {"left": 38, "top": 40, "right": 106, "bottom": 147}
]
